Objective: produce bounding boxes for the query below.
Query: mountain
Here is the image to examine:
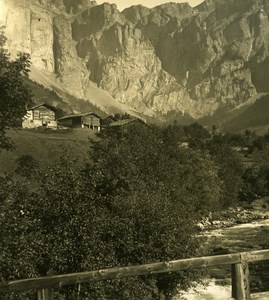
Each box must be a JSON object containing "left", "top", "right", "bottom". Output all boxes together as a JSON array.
[
  {"left": 1, "top": 0, "right": 269, "bottom": 125},
  {"left": 222, "top": 94, "right": 269, "bottom": 132}
]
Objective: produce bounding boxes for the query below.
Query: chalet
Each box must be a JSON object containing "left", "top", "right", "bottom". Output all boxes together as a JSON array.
[
  {"left": 82, "top": 112, "right": 101, "bottom": 131},
  {"left": 58, "top": 112, "right": 101, "bottom": 131},
  {"left": 109, "top": 118, "right": 147, "bottom": 131},
  {"left": 58, "top": 114, "right": 83, "bottom": 128},
  {"left": 22, "top": 103, "right": 57, "bottom": 129}
]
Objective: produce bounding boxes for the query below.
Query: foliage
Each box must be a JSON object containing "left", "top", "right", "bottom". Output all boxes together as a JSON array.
[
  {"left": 5, "top": 121, "right": 265, "bottom": 299},
  {"left": 206, "top": 134, "right": 244, "bottom": 207},
  {"left": 227, "top": 133, "right": 248, "bottom": 147},
  {"left": 0, "top": 175, "right": 39, "bottom": 299},
  {"left": 88, "top": 124, "right": 221, "bottom": 213},
  {"left": 183, "top": 122, "right": 210, "bottom": 149},
  {"left": 0, "top": 159, "right": 106, "bottom": 299},
  {"left": 0, "top": 124, "right": 221, "bottom": 299},
  {"left": 113, "top": 112, "right": 131, "bottom": 120},
  {"left": 163, "top": 123, "right": 245, "bottom": 207},
  {"left": 15, "top": 154, "right": 40, "bottom": 178},
  {"left": 0, "top": 27, "right": 33, "bottom": 150},
  {"left": 242, "top": 166, "right": 269, "bottom": 198},
  {"left": 240, "top": 132, "right": 269, "bottom": 199},
  {"left": 82, "top": 124, "right": 221, "bottom": 297}
]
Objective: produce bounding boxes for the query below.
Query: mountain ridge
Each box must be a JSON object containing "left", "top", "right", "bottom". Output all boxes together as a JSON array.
[{"left": 1, "top": 0, "right": 269, "bottom": 128}]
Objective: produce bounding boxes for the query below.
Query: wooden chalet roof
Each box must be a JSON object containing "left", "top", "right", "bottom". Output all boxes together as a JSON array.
[
  {"left": 58, "top": 114, "right": 83, "bottom": 121},
  {"left": 27, "top": 103, "right": 57, "bottom": 112},
  {"left": 58, "top": 112, "right": 101, "bottom": 121},
  {"left": 83, "top": 112, "right": 101, "bottom": 118},
  {"left": 109, "top": 118, "right": 145, "bottom": 127}
]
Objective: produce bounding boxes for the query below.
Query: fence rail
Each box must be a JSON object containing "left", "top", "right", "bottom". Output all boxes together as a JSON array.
[{"left": 1, "top": 249, "right": 269, "bottom": 299}]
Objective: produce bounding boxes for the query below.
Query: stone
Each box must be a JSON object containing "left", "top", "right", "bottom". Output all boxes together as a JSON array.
[{"left": 2, "top": 0, "right": 269, "bottom": 119}]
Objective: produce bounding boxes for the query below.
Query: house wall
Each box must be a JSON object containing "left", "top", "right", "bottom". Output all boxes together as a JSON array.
[
  {"left": 22, "top": 106, "right": 57, "bottom": 128},
  {"left": 22, "top": 119, "right": 43, "bottom": 128},
  {"left": 58, "top": 117, "right": 82, "bottom": 128},
  {"left": 33, "top": 106, "right": 56, "bottom": 121},
  {"left": 58, "top": 118, "right": 73, "bottom": 127},
  {"left": 82, "top": 114, "right": 101, "bottom": 131},
  {"left": 22, "top": 119, "right": 57, "bottom": 128}
]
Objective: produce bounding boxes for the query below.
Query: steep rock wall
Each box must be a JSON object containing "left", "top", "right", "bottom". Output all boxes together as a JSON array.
[
  {"left": 72, "top": 0, "right": 267, "bottom": 118},
  {"left": 53, "top": 15, "right": 89, "bottom": 98},
  {"left": 74, "top": 2, "right": 219, "bottom": 117},
  {"left": 0, "top": 0, "right": 93, "bottom": 99},
  {"left": 1, "top": 0, "right": 269, "bottom": 119}
]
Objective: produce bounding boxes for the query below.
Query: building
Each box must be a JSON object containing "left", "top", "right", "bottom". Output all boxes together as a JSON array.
[
  {"left": 22, "top": 103, "right": 57, "bottom": 129},
  {"left": 109, "top": 118, "right": 147, "bottom": 131},
  {"left": 58, "top": 112, "right": 101, "bottom": 131},
  {"left": 58, "top": 114, "right": 83, "bottom": 128},
  {"left": 82, "top": 112, "right": 101, "bottom": 131}
]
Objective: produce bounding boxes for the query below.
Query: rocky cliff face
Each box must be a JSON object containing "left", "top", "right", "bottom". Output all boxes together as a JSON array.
[
  {"left": 1, "top": 0, "right": 269, "bottom": 120},
  {"left": 0, "top": 0, "right": 93, "bottom": 100}
]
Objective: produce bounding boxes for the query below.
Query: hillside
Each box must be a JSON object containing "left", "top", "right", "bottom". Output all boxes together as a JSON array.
[
  {"left": 24, "top": 76, "right": 109, "bottom": 117},
  {"left": 0, "top": 129, "right": 95, "bottom": 174},
  {"left": 223, "top": 94, "right": 269, "bottom": 132}
]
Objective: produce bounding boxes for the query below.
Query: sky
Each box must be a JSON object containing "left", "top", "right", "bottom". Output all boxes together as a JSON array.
[{"left": 97, "top": 0, "right": 204, "bottom": 12}]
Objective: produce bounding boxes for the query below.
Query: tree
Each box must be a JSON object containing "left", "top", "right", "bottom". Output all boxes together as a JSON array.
[
  {"left": 206, "top": 134, "right": 244, "bottom": 207},
  {"left": 0, "top": 158, "right": 109, "bottom": 300},
  {"left": 0, "top": 27, "right": 33, "bottom": 150},
  {"left": 83, "top": 124, "right": 222, "bottom": 297},
  {"left": 183, "top": 122, "right": 210, "bottom": 149},
  {"left": 0, "top": 124, "right": 222, "bottom": 299}
]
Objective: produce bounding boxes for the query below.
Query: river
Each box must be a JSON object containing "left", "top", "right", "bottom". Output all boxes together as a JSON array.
[{"left": 175, "top": 199, "right": 269, "bottom": 300}]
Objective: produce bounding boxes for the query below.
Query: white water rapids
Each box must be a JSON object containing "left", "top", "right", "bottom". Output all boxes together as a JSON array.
[{"left": 175, "top": 216, "right": 269, "bottom": 300}]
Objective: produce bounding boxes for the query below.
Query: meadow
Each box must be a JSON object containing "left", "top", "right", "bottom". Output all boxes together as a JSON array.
[{"left": 0, "top": 128, "right": 96, "bottom": 174}]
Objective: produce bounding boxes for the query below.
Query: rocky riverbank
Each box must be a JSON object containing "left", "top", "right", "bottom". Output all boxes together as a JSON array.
[
  {"left": 196, "top": 198, "right": 269, "bottom": 231},
  {"left": 177, "top": 198, "right": 269, "bottom": 299}
]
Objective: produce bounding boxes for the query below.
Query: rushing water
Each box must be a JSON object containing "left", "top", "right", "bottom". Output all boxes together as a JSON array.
[{"left": 175, "top": 209, "right": 269, "bottom": 300}]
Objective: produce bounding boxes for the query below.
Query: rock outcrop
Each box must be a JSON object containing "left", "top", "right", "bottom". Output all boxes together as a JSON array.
[
  {"left": 0, "top": 0, "right": 93, "bottom": 100},
  {"left": 53, "top": 15, "right": 89, "bottom": 98},
  {"left": 1, "top": 0, "right": 269, "bottom": 120}
]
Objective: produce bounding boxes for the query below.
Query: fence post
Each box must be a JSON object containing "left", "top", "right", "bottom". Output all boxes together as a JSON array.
[
  {"left": 231, "top": 255, "right": 250, "bottom": 300},
  {"left": 37, "top": 288, "right": 54, "bottom": 300}
]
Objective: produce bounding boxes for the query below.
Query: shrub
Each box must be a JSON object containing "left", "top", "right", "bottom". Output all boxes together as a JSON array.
[{"left": 1, "top": 124, "right": 221, "bottom": 299}]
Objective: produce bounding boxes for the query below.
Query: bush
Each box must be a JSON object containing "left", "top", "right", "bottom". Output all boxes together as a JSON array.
[
  {"left": 206, "top": 135, "right": 244, "bottom": 207},
  {"left": 15, "top": 154, "right": 39, "bottom": 178},
  {"left": 0, "top": 124, "right": 222, "bottom": 299},
  {"left": 0, "top": 27, "right": 32, "bottom": 150}
]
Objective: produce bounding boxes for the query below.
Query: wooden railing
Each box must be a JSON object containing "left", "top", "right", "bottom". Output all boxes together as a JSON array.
[{"left": 1, "top": 249, "right": 269, "bottom": 300}]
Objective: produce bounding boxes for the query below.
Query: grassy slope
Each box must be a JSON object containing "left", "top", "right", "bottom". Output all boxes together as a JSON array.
[
  {"left": 29, "top": 67, "right": 131, "bottom": 117},
  {"left": 24, "top": 78, "right": 72, "bottom": 115},
  {"left": 0, "top": 129, "right": 97, "bottom": 174},
  {"left": 24, "top": 76, "right": 109, "bottom": 117},
  {"left": 222, "top": 94, "right": 269, "bottom": 133}
]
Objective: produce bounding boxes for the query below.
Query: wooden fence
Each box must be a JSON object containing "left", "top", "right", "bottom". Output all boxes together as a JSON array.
[{"left": 1, "top": 249, "right": 269, "bottom": 300}]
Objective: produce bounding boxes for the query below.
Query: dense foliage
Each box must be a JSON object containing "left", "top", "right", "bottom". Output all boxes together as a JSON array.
[
  {"left": 206, "top": 135, "right": 243, "bottom": 207},
  {"left": 4, "top": 118, "right": 269, "bottom": 298},
  {"left": 0, "top": 124, "right": 226, "bottom": 299},
  {"left": 163, "top": 123, "right": 244, "bottom": 206},
  {"left": 0, "top": 27, "right": 32, "bottom": 150}
]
